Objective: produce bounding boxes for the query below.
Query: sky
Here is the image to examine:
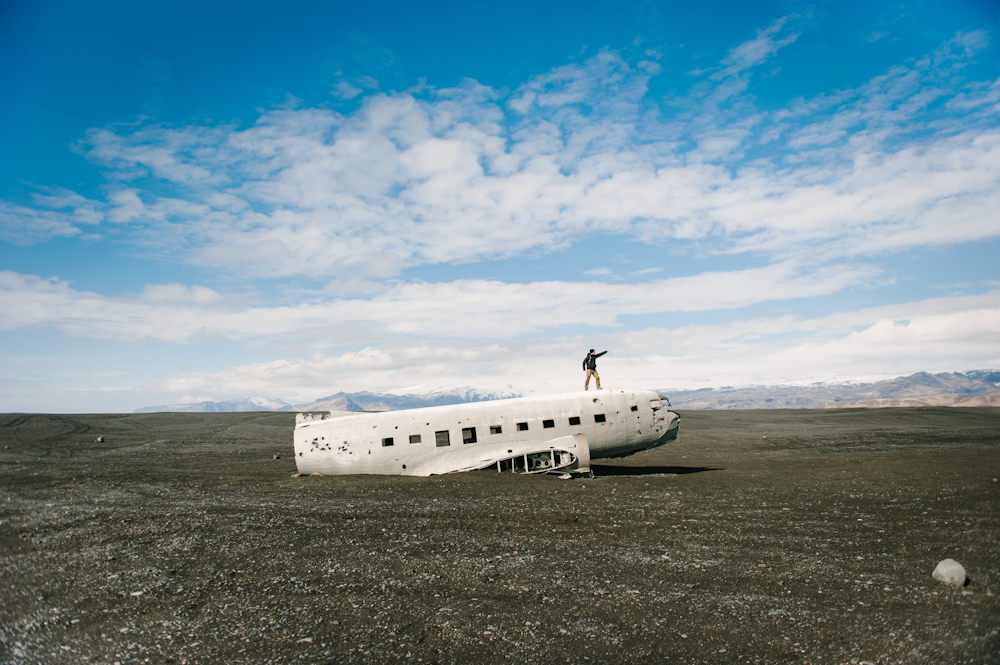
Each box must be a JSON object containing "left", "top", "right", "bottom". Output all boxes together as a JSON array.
[{"left": 1, "top": 0, "right": 999, "bottom": 412}]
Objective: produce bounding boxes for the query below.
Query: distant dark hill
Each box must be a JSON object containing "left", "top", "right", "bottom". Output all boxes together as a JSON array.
[
  {"left": 861, "top": 370, "right": 1000, "bottom": 398},
  {"left": 294, "top": 393, "right": 368, "bottom": 413}
]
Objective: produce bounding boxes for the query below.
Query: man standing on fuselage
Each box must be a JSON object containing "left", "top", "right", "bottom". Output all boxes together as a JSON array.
[{"left": 583, "top": 349, "right": 607, "bottom": 390}]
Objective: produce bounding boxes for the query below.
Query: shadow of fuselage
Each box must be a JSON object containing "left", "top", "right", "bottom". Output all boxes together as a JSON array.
[{"left": 589, "top": 465, "right": 721, "bottom": 477}]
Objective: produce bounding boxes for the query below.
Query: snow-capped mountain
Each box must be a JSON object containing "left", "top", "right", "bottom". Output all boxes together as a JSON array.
[
  {"left": 134, "top": 397, "right": 292, "bottom": 413},
  {"left": 134, "top": 387, "right": 523, "bottom": 414},
  {"left": 297, "top": 386, "right": 523, "bottom": 412}
]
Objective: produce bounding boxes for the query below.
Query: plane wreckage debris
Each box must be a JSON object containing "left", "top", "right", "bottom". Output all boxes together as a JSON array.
[{"left": 293, "top": 389, "right": 680, "bottom": 477}]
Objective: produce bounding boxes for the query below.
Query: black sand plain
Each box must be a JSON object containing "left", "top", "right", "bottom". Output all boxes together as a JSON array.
[{"left": 1, "top": 407, "right": 998, "bottom": 665}]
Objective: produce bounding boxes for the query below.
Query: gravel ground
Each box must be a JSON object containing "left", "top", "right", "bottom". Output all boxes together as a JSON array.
[{"left": 1, "top": 407, "right": 998, "bottom": 664}]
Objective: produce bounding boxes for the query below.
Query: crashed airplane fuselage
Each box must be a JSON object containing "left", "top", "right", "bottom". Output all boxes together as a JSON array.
[{"left": 293, "top": 389, "right": 680, "bottom": 476}]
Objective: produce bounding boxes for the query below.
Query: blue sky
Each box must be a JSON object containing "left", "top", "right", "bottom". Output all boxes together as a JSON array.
[{"left": 2, "top": 0, "right": 999, "bottom": 412}]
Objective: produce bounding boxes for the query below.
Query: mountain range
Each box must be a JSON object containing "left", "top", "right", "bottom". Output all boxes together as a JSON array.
[
  {"left": 659, "top": 370, "right": 1000, "bottom": 409},
  {"left": 134, "top": 371, "right": 1000, "bottom": 413},
  {"left": 295, "top": 386, "right": 522, "bottom": 413},
  {"left": 134, "top": 387, "right": 521, "bottom": 414},
  {"left": 134, "top": 397, "right": 293, "bottom": 413}
]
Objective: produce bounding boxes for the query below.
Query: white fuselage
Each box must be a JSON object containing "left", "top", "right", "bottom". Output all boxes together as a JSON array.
[{"left": 293, "top": 389, "right": 680, "bottom": 476}]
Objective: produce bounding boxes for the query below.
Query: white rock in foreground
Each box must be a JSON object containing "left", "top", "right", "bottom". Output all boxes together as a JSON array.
[{"left": 932, "top": 558, "right": 967, "bottom": 586}]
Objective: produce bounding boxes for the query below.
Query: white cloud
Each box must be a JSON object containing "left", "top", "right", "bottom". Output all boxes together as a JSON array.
[
  {"left": 3, "top": 281, "right": 996, "bottom": 411},
  {"left": 616, "top": 290, "right": 1000, "bottom": 386},
  {"left": 712, "top": 16, "right": 800, "bottom": 80},
  {"left": 139, "top": 283, "right": 228, "bottom": 307},
  {"left": 0, "top": 190, "right": 103, "bottom": 244},
  {"left": 333, "top": 81, "right": 363, "bottom": 99},
  {"left": 638, "top": 60, "right": 662, "bottom": 75},
  {"left": 113, "top": 290, "right": 1000, "bottom": 404},
  {"left": 0, "top": 262, "right": 877, "bottom": 343},
  {"left": 0, "top": 30, "right": 993, "bottom": 284}
]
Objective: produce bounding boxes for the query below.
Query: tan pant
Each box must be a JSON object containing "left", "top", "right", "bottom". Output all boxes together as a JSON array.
[{"left": 584, "top": 369, "right": 600, "bottom": 390}]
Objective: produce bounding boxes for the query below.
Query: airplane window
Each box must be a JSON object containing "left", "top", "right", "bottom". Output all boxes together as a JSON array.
[
  {"left": 594, "top": 414, "right": 607, "bottom": 423},
  {"left": 382, "top": 437, "right": 394, "bottom": 447},
  {"left": 462, "top": 427, "right": 477, "bottom": 444},
  {"left": 516, "top": 422, "right": 528, "bottom": 431},
  {"left": 650, "top": 399, "right": 662, "bottom": 410},
  {"left": 409, "top": 434, "right": 421, "bottom": 444},
  {"left": 568, "top": 416, "right": 581, "bottom": 426},
  {"left": 543, "top": 419, "right": 554, "bottom": 428},
  {"left": 435, "top": 430, "right": 450, "bottom": 447},
  {"left": 630, "top": 405, "right": 638, "bottom": 412},
  {"left": 490, "top": 425, "right": 502, "bottom": 434}
]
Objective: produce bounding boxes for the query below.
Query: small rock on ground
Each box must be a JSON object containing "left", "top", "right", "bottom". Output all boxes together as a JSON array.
[{"left": 932, "top": 558, "right": 967, "bottom": 586}]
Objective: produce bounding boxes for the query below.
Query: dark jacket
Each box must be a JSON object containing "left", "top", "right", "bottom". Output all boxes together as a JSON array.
[{"left": 583, "top": 351, "right": 606, "bottom": 371}]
